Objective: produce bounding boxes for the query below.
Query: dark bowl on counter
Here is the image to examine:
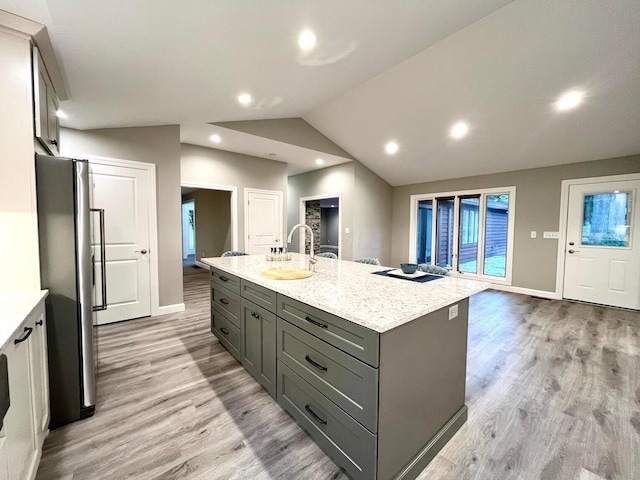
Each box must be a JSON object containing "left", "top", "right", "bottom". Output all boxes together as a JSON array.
[{"left": 400, "top": 263, "right": 418, "bottom": 274}]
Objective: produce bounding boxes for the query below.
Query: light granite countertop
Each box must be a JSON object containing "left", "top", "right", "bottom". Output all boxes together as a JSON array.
[
  {"left": 0, "top": 290, "right": 48, "bottom": 351},
  {"left": 202, "top": 253, "right": 489, "bottom": 333}
]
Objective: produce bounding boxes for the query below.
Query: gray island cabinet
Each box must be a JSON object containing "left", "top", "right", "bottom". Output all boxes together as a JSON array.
[{"left": 203, "top": 254, "right": 488, "bottom": 480}]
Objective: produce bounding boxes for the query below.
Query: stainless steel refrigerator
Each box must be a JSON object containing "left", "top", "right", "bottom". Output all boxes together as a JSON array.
[{"left": 35, "top": 154, "right": 106, "bottom": 429}]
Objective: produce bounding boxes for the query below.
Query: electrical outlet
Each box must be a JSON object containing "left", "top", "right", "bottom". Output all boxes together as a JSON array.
[
  {"left": 448, "top": 304, "right": 459, "bottom": 320},
  {"left": 543, "top": 231, "right": 559, "bottom": 239},
  {"left": 530, "top": 231, "right": 537, "bottom": 238}
]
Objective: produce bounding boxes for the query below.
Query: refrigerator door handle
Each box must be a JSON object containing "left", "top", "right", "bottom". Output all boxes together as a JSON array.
[{"left": 91, "top": 208, "right": 107, "bottom": 312}]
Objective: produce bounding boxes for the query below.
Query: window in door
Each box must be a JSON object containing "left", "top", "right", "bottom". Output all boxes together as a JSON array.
[
  {"left": 458, "top": 196, "right": 480, "bottom": 274},
  {"left": 416, "top": 200, "right": 433, "bottom": 264},
  {"left": 436, "top": 198, "right": 455, "bottom": 269},
  {"left": 581, "top": 191, "right": 631, "bottom": 247}
]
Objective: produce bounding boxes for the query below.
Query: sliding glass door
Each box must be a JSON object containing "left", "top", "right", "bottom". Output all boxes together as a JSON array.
[{"left": 411, "top": 187, "right": 515, "bottom": 283}]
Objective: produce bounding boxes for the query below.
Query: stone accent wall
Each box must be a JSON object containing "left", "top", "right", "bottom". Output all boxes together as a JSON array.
[{"left": 304, "top": 200, "right": 321, "bottom": 254}]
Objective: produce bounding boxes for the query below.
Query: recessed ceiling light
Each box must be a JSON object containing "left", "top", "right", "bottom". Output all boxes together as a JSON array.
[
  {"left": 315, "top": 158, "right": 324, "bottom": 165},
  {"left": 210, "top": 134, "right": 221, "bottom": 143},
  {"left": 450, "top": 122, "right": 469, "bottom": 139},
  {"left": 555, "top": 90, "right": 584, "bottom": 111},
  {"left": 298, "top": 30, "right": 317, "bottom": 51},
  {"left": 237, "top": 93, "right": 253, "bottom": 106},
  {"left": 385, "top": 141, "right": 399, "bottom": 155},
  {"left": 56, "top": 109, "right": 68, "bottom": 119}
]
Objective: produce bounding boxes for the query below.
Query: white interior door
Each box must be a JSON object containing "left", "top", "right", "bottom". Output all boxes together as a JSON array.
[
  {"left": 91, "top": 162, "right": 152, "bottom": 324},
  {"left": 245, "top": 189, "right": 283, "bottom": 254},
  {"left": 563, "top": 179, "right": 640, "bottom": 309}
]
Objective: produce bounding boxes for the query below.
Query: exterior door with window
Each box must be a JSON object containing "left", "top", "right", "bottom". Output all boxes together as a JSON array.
[
  {"left": 563, "top": 180, "right": 640, "bottom": 309},
  {"left": 245, "top": 189, "right": 283, "bottom": 254}
]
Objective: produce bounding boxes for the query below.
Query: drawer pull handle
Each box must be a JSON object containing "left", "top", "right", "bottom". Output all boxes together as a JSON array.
[
  {"left": 305, "top": 316, "right": 328, "bottom": 329},
  {"left": 219, "top": 298, "right": 229, "bottom": 305},
  {"left": 305, "top": 355, "right": 327, "bottom": 372},
  {"left": 219, "top": 276, "right": 229, "bottom": 282},
  {"left": 251, "top": 312, "right": 260, "bottom": 319},
  {"left": 14, "top": 326, "right": 33, "bottom": 344},
  {"left": 220, "top": 327, "right": 230, "bottom": 335},
  {"left": 305, "top": 404, "right": 327, "bottom": 425}
]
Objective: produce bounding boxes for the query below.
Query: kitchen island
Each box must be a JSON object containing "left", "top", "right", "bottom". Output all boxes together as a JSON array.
[{"left": 202, "top": 253, "right": 488, "bottom": 480}]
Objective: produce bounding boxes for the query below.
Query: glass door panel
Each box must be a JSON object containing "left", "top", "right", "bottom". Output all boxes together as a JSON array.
[
  {"left": 458, "top": 196, "right": 480, "bottom": 273},
  {"left": 436, "top": 198, "right": 454, "bottom": 269},
  {"left": 416, "top": 200, "right": 433, "bottom": 264},
  {"left": 483, "top": 194, "right": 509, "bottom": 277},
  {"left": 581, "top": 191, "right": 631, "bottom": 247}
]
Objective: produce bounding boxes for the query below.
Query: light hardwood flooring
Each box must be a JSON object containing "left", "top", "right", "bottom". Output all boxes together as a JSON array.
[{"left": 36, "top": 267, "right": 640, "bottom": 480}]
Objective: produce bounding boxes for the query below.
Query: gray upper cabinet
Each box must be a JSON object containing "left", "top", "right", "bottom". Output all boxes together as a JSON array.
[{"left": 33, "top": 46, "right": 60, "bottom": 156}]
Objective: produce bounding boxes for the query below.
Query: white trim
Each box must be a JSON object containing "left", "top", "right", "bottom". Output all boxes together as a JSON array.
[
  {"left": 244, "top": 187, "right": 284, "bottom": 254},
  {"left": 555, "top": 172, "right": 640, "bottom": 299},
  {"left": 299, "top": 193, "right": 343, "bottom": 258},
  {"left": 181, "top": 182, "right": 238, "bottom": 252},
  {"left": 72, "top": 153, "right": 161, "bottom": 320},
  {"left": 490, "top": 283, "right": 560, "bottom": 300},
  {"left": 154, "top": 303, "right": 186, "bottom": 316},
  {"left": 409, "top": 186, "right": 516, "bottom": 285}
]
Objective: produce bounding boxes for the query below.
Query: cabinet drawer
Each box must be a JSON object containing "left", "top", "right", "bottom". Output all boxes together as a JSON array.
[
  {"left": 241, "top": 279, "right": 276, "bottom": 313},
  {"left": 211, "top": 307, "right": 241, "bottom": 361},
  {"left": 278, "top": 362, "right": 376, "bottom": 480},
  {"left": 211, "top": 287, "right": 240, "bottom": 327},
  {"left": 278, "top": 318, "right": 378, "bottom": 432},
  {"left": 210, "top": 267, "right": 240, "bottom": 294},
  {"left": 277, "top": 295, "right": 379, "bottom": 367}
]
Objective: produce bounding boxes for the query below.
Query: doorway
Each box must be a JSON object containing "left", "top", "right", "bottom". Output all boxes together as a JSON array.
[
  {"left": 299, "top": 194, "right": 341, "bottom": 257},
  {"left": 181, "top": 186, "right": 234, "bottom": 264},
  {"left": 182, "top": 200, "right": 195, "bottom": 266},
  {"left": 560, "top": 174, "right": 640, "bottom": 310}
]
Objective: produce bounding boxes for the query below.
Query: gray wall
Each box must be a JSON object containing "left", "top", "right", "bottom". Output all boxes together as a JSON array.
[
  {"left": 182, "top": 189, "right": 231, "bottom": 258},
  {"left": 61, "top": 125, "right": 183, "bottom": 307},
  {"left": 287, "top": 160, "right": 393, "bottom": 265},
  {"left": 353, "top": 161, "right": 393, "bottom": 265},
  {"left": 180, "top": 143, "right": 288, "bottom": 252},
  {"left": 391, "top": 155, "right": 640, "bottom": 293},
  {"left": 287, "top": 163, "right": 355, "bottom": 259}
]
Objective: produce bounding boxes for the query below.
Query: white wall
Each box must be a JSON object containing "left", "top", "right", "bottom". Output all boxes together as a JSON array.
[
  {"left": 61, "top": 125, "right": 183, "bottom": 307},
  {"left": 0, "top": 27, "right": 40, "bottom": 292}
]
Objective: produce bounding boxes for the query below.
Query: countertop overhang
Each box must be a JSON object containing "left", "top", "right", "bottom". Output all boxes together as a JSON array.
[
  {"left": 0, "top": 290, "right": 48, "bottom": 350},
  {"left": 202, "top": 254, "right": 489, "bottom": 333}
]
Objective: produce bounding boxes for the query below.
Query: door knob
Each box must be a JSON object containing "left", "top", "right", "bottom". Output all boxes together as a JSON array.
[
  {"left": 135, "top": 249, "right": 148, "bottom": 254},
  {"left": 568, "top": 249, "right": 580, "bottom": 254}
]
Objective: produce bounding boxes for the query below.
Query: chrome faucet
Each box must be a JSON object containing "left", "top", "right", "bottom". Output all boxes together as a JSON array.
[{"left": 287, "top": 223, "right": 317, "bottom": 271}]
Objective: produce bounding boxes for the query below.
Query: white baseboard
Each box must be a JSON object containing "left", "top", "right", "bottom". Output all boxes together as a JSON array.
[
  {"left": 195, "top": 260, "right": 210, "bottom": 269},
  {"left": 152, "top": 303, "right": 185, "bottom": 316},
  {"left": 490, "top": 284, "right": 560, "bottom": 300}
]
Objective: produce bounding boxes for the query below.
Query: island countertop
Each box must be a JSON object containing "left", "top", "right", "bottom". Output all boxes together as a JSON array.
[{"left": 202, "top": 253, "right": 489, "bottom": 333}]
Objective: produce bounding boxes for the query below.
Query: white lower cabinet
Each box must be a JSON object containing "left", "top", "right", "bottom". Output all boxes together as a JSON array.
[{"left": 2, "top": 299, "right": 49, "bottom": 480}]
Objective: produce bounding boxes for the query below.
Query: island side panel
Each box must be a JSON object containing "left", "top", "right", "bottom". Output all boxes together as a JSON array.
[{"left": 377, "top": 298, "right": 469, "bottom": 480}]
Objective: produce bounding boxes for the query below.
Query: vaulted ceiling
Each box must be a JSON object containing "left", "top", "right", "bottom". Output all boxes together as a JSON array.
[{"left": 3, "top": 0, "right": 639, "bottom": 185}]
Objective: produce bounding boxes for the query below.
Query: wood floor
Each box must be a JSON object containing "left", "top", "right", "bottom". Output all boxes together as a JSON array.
[{"left": 36, "top": 267, "right": 640, "bottom": 480}]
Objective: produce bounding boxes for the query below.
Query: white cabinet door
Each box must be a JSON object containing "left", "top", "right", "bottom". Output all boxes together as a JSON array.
[
  {"left": 4, "top": 326, "right": 37, "bottom": 480},
  {"left": 28, "top": 303, "right": 49, "bottom": 447},
  {"left": 32, "top": 47, "right": 60, "bottom": 156},
  {"left": 0, "top": 428, "right": 9, "bottom": 480}
]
